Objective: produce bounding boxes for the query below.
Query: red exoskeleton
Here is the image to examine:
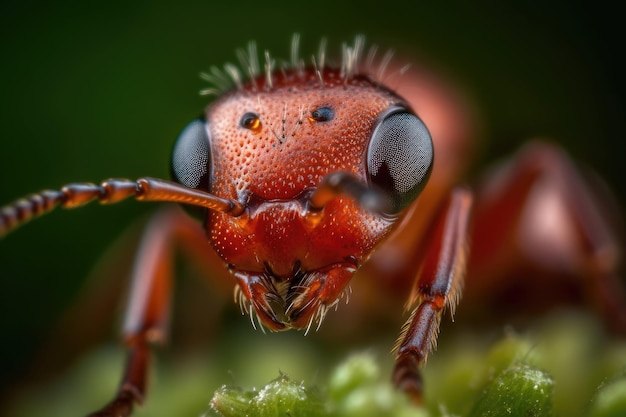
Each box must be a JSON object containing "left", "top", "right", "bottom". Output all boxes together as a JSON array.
[{"left": 1, "top": 35, "right": 625, "bottom": 416}]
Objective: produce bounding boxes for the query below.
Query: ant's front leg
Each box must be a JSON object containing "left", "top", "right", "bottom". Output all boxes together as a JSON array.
[
  {"left": 86, "top": 207, "right": 212, "bottom": 417},
  {"left": 392, "top": 187, "right": 473, "bottom": 403}
]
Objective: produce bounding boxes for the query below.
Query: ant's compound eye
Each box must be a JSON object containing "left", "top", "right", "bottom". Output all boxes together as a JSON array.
[
  {"left": 170, "top": 118, "right": 211, "bottom": 191},
  {"left": 310, "top": 106, "right": 334, "bottom": 122},
  {"left": 240, "top": 112, "right": 262, "bottom": 132},
  {"left": 367, "top": 108, "right": 434, "bottom": 213}
]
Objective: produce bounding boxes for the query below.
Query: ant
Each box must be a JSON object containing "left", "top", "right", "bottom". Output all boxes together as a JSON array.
[{"left": 1, "top": 35, "right": 624, "bottom": 417}]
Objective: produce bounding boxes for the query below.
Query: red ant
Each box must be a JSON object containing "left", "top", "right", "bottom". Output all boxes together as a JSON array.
[{"left": 1, "top": 35, "right": 624, "bottom": 416}]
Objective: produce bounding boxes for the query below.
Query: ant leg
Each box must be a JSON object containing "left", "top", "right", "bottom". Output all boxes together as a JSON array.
[
  {"left": 86, "top": 207, "right": 213, "bottom": 417},
  {"left": 468, "top": 141, "right": 626, "bottom": 333},
  {"left": 392, "top": 187, "right": 473, "bottom": 403}
]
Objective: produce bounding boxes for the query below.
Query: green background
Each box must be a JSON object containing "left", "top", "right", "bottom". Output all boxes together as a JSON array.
[{"left": 1, "top": 0, "right": 624, "bottom": 411}]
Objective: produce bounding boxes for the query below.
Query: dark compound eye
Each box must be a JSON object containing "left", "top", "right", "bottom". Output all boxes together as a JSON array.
[
  {"left": 367, "top": 108, "right": 434, "bottom": 213},
  {"left": 170, "top": 118, "right": 211, "bottom": 191},
  {"left": 240, "top": 112, "right": 261, "bottom": 131},
  {"left": 310, "top": 106, "right": 334, "bottom": 122}
]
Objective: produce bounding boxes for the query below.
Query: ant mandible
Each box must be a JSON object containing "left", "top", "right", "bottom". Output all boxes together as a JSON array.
[{"left": 1, "top": 35, "right": 624, "bottom": 417}]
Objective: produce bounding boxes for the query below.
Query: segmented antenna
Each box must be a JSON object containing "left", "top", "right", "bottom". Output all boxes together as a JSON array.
[{"left": 0, "top": 178, "right": 244, "bottom": 238}]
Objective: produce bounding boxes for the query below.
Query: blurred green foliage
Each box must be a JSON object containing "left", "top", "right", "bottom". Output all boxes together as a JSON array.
[{"left": 6, "top": 311, "right": 626, "bottom": 417}]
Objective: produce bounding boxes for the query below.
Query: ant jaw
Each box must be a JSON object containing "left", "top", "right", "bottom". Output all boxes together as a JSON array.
[
  {"left": 285, "top": 265, "right": 356, "bottom": 334},
  {"left": 233, "top": 263, "right": 357, "bottom": 333},
  {"left": 233, "top": 272, "right": 286, "bottom": 332}
]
